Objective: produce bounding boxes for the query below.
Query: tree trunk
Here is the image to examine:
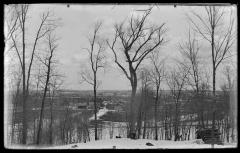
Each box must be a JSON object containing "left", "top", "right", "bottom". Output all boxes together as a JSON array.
[
  {"left": 174, "top": 103, "right": 179, "bottom": 141},
  {"left": 211, "top": 28, "right": 215, "bottom": 148},
  {"left": 143, "top": 112, "right": 147, "bottom": 139},
  {"left": 21, "top": 19, "right": 27, "bottom": 145},
  {"left": 36, "top": 62, "right": 51, "bottom": 144},
  {"left": 136, "top": 102, "right": 143, "bottom": 139},
  {"left": 49, "top": 96, "right": 53, "bottom": 145},
  {"left": 231, "top": 125, "right": 234, "bottom": 142},
  {"left": 69, "top": 128, "right": 72, "bottom": 144},
  {"left": 33, "top": 117, "right": 36, "bottom": 144},
  {"left": 188, "top": 115, "right": 193, "bottom": 140},
  {"left": 129, "top": 79, "right": 137, "bottom": 137},
  {"left": 169, "top": 113, "right": 172, "bottom": 140},
  {"left": 201, "top": 111, "right": 205, "bottom": 128},
  {"left": 36, "top": 88, "right": 48, "bottom": 144},
  {"left": 11, "top": 102, "right": 16, "bottom": 144},
  {"left": 226, "top": 118, "right": 230, "bottom": 142},
  {"left": 11, "top": 86, "right": 20, "bottom": 144},
  {"left": 164, "top": 114, "right": 168, "bottom": 140},
  {"left": 94, "top": 73, "right": 98, "bottom": 140},
  {"left": 154, "top": 87, "right": 159, "bottom": 140}
]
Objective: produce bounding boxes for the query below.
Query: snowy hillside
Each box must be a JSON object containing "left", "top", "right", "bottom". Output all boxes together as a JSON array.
[{"left": 43, "top": 138, "right": 237, "bottom": 149}]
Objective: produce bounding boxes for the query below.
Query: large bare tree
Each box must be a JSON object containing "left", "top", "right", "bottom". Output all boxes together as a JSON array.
[
  {"left": 107, "top": 8, "right": 167, "bottom": 136},
  {"left": 81, "top": 21, "right": 106, "bottom": 141}
]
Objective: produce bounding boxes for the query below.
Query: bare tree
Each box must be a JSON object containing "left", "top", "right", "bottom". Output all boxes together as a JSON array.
[
  {"left": 8, "top": 67, "right": 22, "bottom": 144},
  {"left": 162, "top": 94, "right": 174, "bottom": 140},
  {"left": 222, "top": 65, "right": 234, "bottom": 91},
  {"left": 136, "top": 68, "right": 151, "bottom": 139},
  {"left": 36, "top": 31, "right": 59, "bottom": 145},
  {"left": 178, "top": 29, "right": 201, "bottom": 93},
  {"left": 220, "top": 65, "right": 235, "bottom": 142},
  {"left": 48, "top": 74, "right": 64, "bottom": 145},
  {"left": 6, "top": 4, "right": 58, "bottom": 144},
  {"left": 188, "top": 6, "right": 235, "bottom": 94},
  {"left": 59, "top": 103, "right": 73, "bottom": 144},
  {"left": 12, "top": 4, "right": 29, "bottom": 144},
  {"left": 4, "top": 5, "right": 20, "bottom": 53},
  {"left": 187, "top": 7, "right": 235, "bottom": 143},
  {"left": 167, "top": 64, "right": 190, "bottom": 141},
  {"left": 107, "top": 8, "right": 167, "bottom": 136},
  {"left": 197, "top": 70, "right": 212, "bottom": 128},
  {"left": 178, "top": 29, "right": 209, "bottom": 128},
  {"left": 81, "top": 21, "right": 106, "bottom": 141},
  {"left": 31, "top": 67, "right": 42, "bottom": 143},
  {"left": 148, "top": 52, "right": 166, "bottom": 140}
]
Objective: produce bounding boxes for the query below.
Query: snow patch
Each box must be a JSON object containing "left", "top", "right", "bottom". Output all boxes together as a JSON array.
[
  {"left": 46, "top": 138, "right": 237, "bottom": 149},
  {"left": 89, "top": 107, "right": 109, "bottom": 121}
]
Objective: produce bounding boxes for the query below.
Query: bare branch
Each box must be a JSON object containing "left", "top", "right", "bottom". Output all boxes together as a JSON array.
[
  {"left": 81, "top": 72, "right": 94, "bottom": 86},
  {"left": 10, "top": 34, "right": 23, "bottom": 69},
  {"left": 27, "top": 10, "right": 58, "bottom": 93},
  {"left": 106, "top": 31, "right": 131, "bottom": 80}
]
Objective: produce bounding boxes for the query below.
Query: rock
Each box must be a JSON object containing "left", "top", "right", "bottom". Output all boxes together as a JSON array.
[
  {"left": 129, "top": 133, "right": 137, "bottom": 139},
  {"left": 192, "top": 139, "right": 204, "bottom": 144},
  {"left": 146, "top": 142, "right": 154, "bottom": 146},
  {"left": 195, "top": 128, "right": 222, "bottom": 144},
  {"left": 71, "top": 144, "right": 78, "bottom": 148}
]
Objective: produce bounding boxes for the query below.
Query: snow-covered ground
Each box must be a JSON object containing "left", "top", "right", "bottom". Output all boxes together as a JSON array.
[{"left": 28, "top": 138, "right": 237, "bottom": 149}]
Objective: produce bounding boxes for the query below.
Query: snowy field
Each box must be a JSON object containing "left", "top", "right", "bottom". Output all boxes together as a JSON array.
[{"left": 9, "top": 138, "right": 237, "bottom": 149}]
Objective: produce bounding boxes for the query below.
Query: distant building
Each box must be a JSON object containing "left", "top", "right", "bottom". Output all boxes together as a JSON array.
[
  {"left": 76, "top": 103, "right": 88, "bottom": 109},
  {"left": 106, "top": 103, "right": 115, "bottom": 110},
  {"left": 102, "top": 101, "right": 109, "bottom": 106},
  {"left": 114, "top": 105, "right": 123, "bottom": 112}
]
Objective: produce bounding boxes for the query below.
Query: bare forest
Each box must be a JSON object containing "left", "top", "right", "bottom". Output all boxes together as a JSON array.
[{"left": 4, "top": 4, "right": 237, "bottom": 149}]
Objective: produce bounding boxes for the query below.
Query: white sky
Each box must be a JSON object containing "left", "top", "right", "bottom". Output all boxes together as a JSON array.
[{"left": 5, "top": 4, "right": 237, "bottom": 91}]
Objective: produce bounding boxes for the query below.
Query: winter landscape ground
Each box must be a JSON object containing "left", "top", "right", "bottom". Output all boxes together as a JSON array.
[{"left": 10, "top": 138, "right": 237, "bottom": 149}]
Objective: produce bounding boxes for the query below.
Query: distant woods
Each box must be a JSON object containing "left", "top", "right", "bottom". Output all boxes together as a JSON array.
[{"left": 5, "top": 4, "right": 237, "bottom": 146}]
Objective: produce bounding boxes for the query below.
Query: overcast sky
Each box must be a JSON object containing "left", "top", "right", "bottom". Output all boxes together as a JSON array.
[{"left": 5, "top": 4, "right": 237, "bottom": 91}]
